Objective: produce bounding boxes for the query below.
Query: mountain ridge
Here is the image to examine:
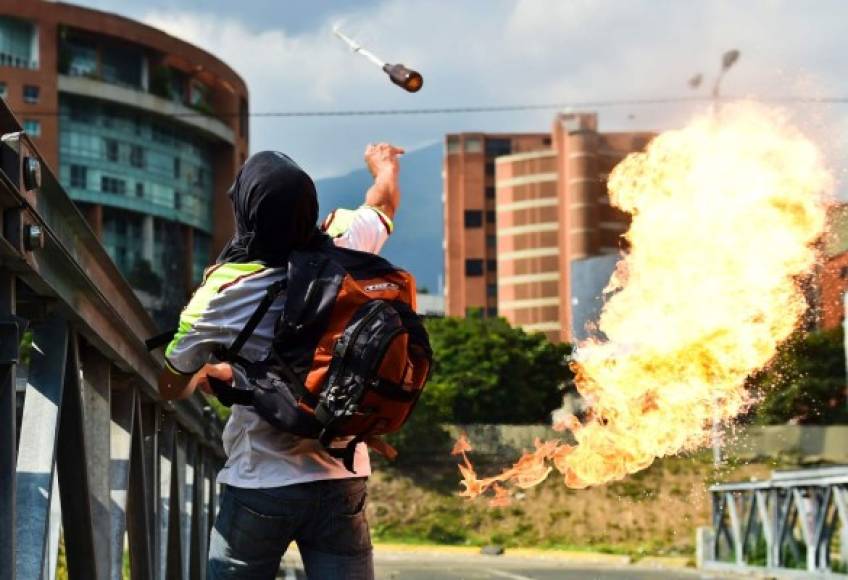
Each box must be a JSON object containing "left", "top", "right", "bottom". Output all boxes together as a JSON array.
[{"left": 315, "top": 142, "right": 444, "bottom": 292}]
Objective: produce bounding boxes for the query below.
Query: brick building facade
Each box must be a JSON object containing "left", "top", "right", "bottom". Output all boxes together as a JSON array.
[{"left": 442, "top": 113, "right": 652, "bottom": 342}]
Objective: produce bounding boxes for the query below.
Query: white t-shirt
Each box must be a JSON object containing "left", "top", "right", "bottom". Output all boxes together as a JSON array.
[{"left": 165, "top": 206, "right": 392, "bottom": 488}]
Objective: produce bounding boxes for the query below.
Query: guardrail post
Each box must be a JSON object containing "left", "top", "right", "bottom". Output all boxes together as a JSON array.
[
  {"left": 0, "top": 271, "right": 17, "bottom": 580},
  {"left": 754, "top": 490, "right": 776, "bottom": 568},
  {"left": 44, "top": 469, "right": 61, "bottom": 580},
  {"left": 172, "top": 430, "right": 190, "bottom": 579},
  {"left": 127, "top": 399, "right": 157, "bottom": 579},
  {"left": 110, "top": 385, "right": 135, "bottom": 580},
  {"left": 57, "top": 332, "right": 99, "bottom": 578},
  {"left": 78, "top": 342, "right": 113, "bottom": 580},
  {"left": 727, "top": 492, "right": 744, "bottom": 564},
  {"left": 14, "top": 314, "right": 68, "bottom": 579},
  {"left": 180, "top": 436, "right": 196, "bottom": 579},
  {"left": 159, "top": 413, "right": 176, "bottom": 580},
  {"left": 190, "top": 449, "right": 208, "bottom": 580}
]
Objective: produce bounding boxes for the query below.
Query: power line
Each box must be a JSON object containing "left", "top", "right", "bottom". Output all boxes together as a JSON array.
[{"left": 21, "top": 94, "right": 848, "bottom": 120}]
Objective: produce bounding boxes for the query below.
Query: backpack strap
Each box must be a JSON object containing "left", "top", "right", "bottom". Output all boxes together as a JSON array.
[
  {"left": 326, "top": 433, "right": 366, "bottom": 473},
  {"left": 210, "top": 277, "right": 287, "bottom": 407},
  {"left": 146, "top": 328, "right": 177, "bottom": 351},
  {"left": 207, "top": 377, "right": 253, "bottom": 407},
  {"left": 219, "top": 277, "right": 287, "bottom": 361},
  {"left": 323, "top": 434, "right": 398, "bottom": 473}
]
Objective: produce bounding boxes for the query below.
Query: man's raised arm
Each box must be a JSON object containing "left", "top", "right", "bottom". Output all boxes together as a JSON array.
[{"left": 363, "top": 143, "right": 404, "bottom": 219}]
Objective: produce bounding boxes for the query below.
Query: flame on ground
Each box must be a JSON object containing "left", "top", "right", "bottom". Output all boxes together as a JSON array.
[{"left": 458, "top": 103, "right": 833, "bottom": 498}]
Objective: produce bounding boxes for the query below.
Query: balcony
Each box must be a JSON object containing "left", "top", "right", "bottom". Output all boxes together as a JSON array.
[{"left": 57, "top": 74, "right": 235, "bottom": 144}]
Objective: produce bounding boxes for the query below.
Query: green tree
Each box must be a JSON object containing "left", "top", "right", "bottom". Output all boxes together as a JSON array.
[
  {"left": 422, "top": 315, "right": 572, "bottom": 424},
  {"left": 749, "top": 326, "right": 848, "bottom": 425}
]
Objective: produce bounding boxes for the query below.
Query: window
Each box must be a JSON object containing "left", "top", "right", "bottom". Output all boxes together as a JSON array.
[
  {"left": 152, "top": 124, "right": 171, "bottom": 144},
  {"left": 487, "top": 283, "right": 498, "bottom": 297},
  {"left": 23, "top": 119, "right": 39, "bottom": 136},
  {"left": 22, "top": 84, "right": 38, "bottom": 103},
  {"left": 486, "top": 307, "right": 498, "bottom": 318},
  {"left": 62, "top": 39, "right": 97, "bottom": 77},
  {"left": 69, "top": 102, "right": 93, "bottom": 123},
  {"left": 189, "top": 81, "right": 210, "bottom": 109},
  {"left": 841, "top": 266, "right": 848, "bottom": 279},
  {"left": 105, "top": 139, "right": 118, "bottom": 162},
  {"left": 486, "top": 234, "right": 496, "bottom": 248},
  {"left": 100, "top": 44, "right": 143, "bottom": 88},
  {"left": 174, "top": 191, "right": 182, "bottom": 210},
  {"left": 487, "top": 259, "right": 497, "bottom": 272},
  {"left": 446, "top": 135, "right": 461, "bottom": 154},
  {"left": 173, "top": 157, "right": 181, "bottom": 179},
  {"left": 464, "top": 137, "right": 483, "bottom": 153},
  {"left": 465, "top": 259, "right": 484, "bottom": 277},
  {"left": 69, "top": 164, "right": 87, "bottom": 188},
  {"left": 485, "top": 138, "right": 511, "bottom": 157},
  {"left": 101, "top": 176, "right": 126, "bottom": 194},
  {"left": 486, "top": 210, "right": 496, "bottom": 224},
  {"left": 135, "top": 182, "right": 144, "bottom": 198},
  {"left": 485, "top": 160, "right": 495, "bottom": 176},
  {"left": 543, "top": 137, "right": 552, "bottom": 146},
  {"left": 464, "top": 210, "right": 483, "bottom": 228},
  {"left": 0, "top": 82, "right": 7, "bottom": 99},
  {"left": 485, "top": 186, "right": 495, "bottom": 200},
  {"left": 0, "top": 17, "right": 38, "bottom": 70},
  {"left": 129, "top": 145, "right": 145, "bottom": 168}
]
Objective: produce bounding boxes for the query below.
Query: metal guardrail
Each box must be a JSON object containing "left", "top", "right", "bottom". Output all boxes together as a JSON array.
[
  {"left": 0, "top": 99, "right": 225, "bottom": 578},
  {"left": 702, "top": 466, "right": 848, "bottom": 577}
]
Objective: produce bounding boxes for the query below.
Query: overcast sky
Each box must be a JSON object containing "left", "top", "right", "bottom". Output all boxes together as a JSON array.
[{"left": 71, "top": 0, "right": 848, "bottom": 184}]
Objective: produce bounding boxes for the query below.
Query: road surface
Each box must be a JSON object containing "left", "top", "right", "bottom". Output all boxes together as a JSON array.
[{"left": 279, "top": 548, "right": 739, "bottom": 579}]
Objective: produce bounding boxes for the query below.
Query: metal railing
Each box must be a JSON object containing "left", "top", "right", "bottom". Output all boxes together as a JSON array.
[
  {"left": 0, "top": 97, "right": 225, "bottom": 578},
  {"left": 702, "top": 465, "right": 848, "bottom": 578}
]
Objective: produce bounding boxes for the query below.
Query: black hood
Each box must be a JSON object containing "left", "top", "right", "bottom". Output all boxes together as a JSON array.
[{"left": 217, "top": 151, "right": 324, "bottom": 267}]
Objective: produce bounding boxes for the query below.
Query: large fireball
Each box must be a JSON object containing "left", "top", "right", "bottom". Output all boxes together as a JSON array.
[{"left": 457, "top": 103, "right": 833, "bottom": 499}]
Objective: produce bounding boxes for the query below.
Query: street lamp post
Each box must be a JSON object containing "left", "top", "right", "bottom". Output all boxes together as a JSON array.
[
  {"left": 712, "top": 49, "right": 740, "bottom": 113},
  {"left": 689, "top": 49, "right": 741, "bottom": 115},
  {"left": 689, "top": 50, "right": 741, "bottom": 467}
]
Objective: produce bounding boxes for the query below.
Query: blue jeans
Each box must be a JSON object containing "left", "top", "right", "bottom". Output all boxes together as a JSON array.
[{"left": 207, "top": 478, "right": 373, "bottom": 579}]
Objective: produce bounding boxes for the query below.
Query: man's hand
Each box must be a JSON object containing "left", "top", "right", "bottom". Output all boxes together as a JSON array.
[
  {"left": 365, "top": 143, "right": 404, "bottom": 177},
  {"left": 190, "top": 363, "right": 234, "bottom": 396},
  {"left": 158, "top": 362, "right": 233, "bottom": 401},
  {"left": 364, "top": 143, "right": 404, "bottom": 219}
]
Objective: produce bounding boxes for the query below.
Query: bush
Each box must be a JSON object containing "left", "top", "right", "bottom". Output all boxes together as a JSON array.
[
  {"left": 422, "top": 315, "right": 572, "bottom": 424},
  {"left": 749, "top": 326, "right": 848, "bottom": 425}
]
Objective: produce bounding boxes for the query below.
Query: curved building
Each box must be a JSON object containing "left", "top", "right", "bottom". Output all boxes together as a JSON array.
[{"left": 0, "top": 0, "right": 248, "bottom": 325}]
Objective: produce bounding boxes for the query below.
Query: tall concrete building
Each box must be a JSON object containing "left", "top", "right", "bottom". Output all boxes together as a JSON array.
[
  {"left": 0, "top": 1, "right": 248, "bottom": 325},
  {"left": 443, "top": 113, "right": 653, "bottom": 342},
  {"left": 443, "top": 132, "right": 551, "bottom": 318}
]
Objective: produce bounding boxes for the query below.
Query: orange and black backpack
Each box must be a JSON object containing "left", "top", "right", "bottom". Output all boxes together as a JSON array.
[{"left": 208, "top": 241, "right": 433, "bottom": 471}]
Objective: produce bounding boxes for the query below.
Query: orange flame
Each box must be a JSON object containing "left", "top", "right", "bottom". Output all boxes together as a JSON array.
[{"left": 458, "top": 103, "right": 833, "bottom": 496}]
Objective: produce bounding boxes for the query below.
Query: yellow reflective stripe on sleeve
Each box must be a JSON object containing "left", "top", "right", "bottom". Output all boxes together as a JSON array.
[
  {"left": 362, "top": 205, "right": 394, "bottom": 234},
  {"left": 165, "top": 359, "right": 194, "bottom": 376},
  {"left": 323, "top": 208, "right": 356, "bottom": 238},
  {"left": 165, "top": 261, "right": 267, "bottom": 359}
]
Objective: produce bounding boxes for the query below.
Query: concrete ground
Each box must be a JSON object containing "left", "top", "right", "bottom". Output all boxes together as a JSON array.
[{"left": 278, "top": 545, "right": 742, "bottom": 579}]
